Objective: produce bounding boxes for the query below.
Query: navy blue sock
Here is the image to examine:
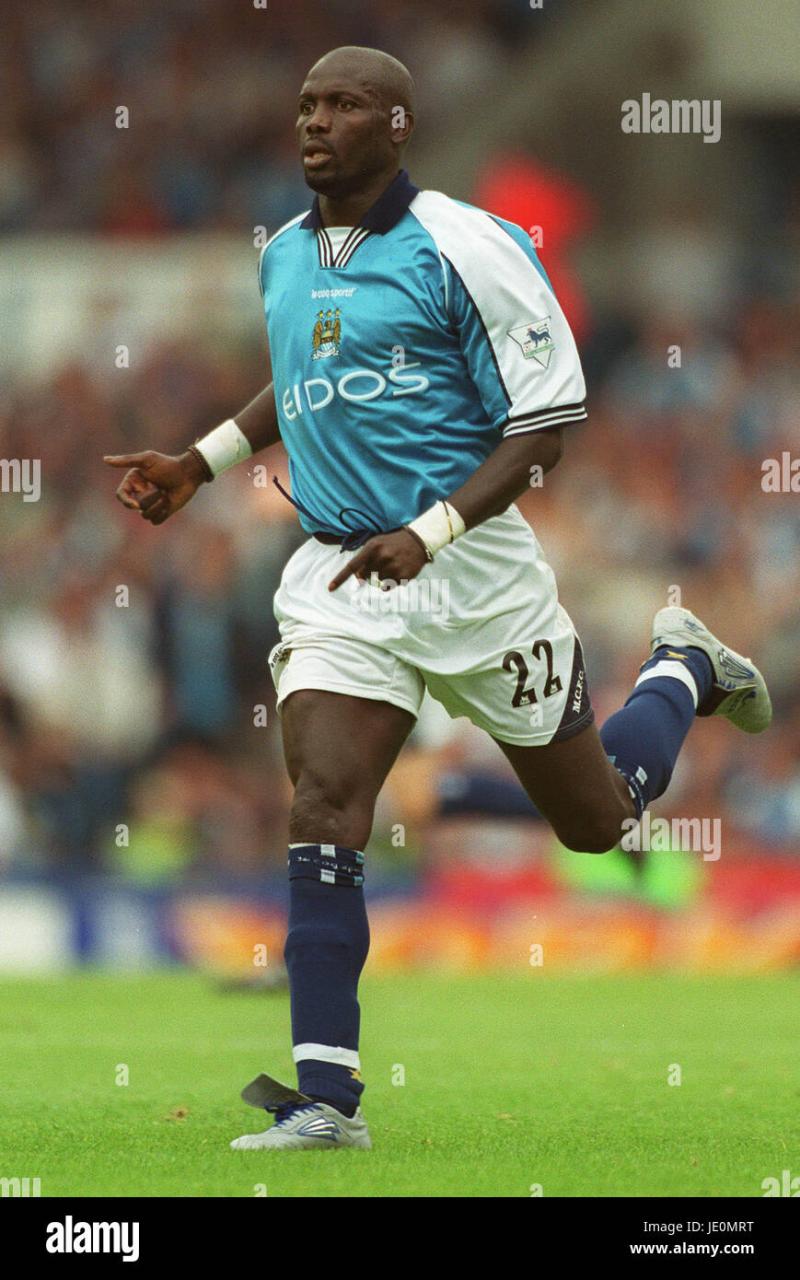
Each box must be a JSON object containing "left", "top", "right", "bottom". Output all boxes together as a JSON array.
[
  {"left": 284, "top": 844, "right": 369, "bottom": 1118},
  {"left": 600, "top": 646, "right": 713, "bottom": 817}
]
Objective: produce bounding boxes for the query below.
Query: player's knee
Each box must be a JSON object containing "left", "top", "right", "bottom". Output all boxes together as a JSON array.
[
  {"left": 557, "top": 814, "right": 624, "bottom": 855},
  {"left": 289, "top": 767, "right": 372, "bottom": 846}
]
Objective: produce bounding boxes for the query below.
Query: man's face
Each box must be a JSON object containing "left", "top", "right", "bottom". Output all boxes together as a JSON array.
[{"left": 297, "top": 67, "right": 396, "bottom": 197}]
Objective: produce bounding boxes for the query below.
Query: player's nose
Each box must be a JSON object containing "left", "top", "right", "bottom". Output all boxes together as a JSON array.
[{"left": 303, "top": 106, "right": 333, "bottom": 134}]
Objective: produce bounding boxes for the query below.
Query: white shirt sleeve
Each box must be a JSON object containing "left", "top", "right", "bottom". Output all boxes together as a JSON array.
[{"left": 411, "top": 190, "right": 587, "bottom": 437}]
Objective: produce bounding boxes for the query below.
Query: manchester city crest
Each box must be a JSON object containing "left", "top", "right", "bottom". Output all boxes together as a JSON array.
[
  {"left": 507, "top": 316, "right": 555, "bottom": 368},
  {"left": 312, "top": 307, "right": 342, "bottom": 359}
]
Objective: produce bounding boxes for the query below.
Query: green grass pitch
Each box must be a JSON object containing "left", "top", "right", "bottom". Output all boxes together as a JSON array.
[{"left": 0, "top": 971, "right": 796, "bottom": 1197}]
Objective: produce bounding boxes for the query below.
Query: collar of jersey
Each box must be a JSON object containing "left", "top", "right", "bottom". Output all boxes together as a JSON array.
[{"left": 300, "top": 167, "right": 419, "bottom": 265}]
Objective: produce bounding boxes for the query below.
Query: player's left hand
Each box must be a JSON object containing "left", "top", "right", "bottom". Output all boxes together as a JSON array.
[{"left": 328, "top": 529, "right": 429, "bottom": 592}]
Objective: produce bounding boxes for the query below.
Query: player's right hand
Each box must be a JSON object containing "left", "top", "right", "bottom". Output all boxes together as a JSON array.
[{"left": 103, "top": 450, "right": 207, "bottom": 525}]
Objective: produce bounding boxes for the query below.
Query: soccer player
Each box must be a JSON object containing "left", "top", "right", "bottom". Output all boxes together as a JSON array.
[{"left": 105, "top": 46, "right": 772, "bottom": 1151}]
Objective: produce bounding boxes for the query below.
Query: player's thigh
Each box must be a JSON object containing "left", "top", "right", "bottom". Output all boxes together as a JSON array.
[
  {"left": 495, "top": 721, "right": 634, "bottom": 852},
  {"left": 271, "top": 635, "right": 422, "bottom": 805},
  {"left": 281, "top": 687, "right": 416, "bottom": 801}
]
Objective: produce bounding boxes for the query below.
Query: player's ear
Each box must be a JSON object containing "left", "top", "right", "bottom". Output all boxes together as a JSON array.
[{"left": 389, "top": 105, "right": 414, "bottom": 146}]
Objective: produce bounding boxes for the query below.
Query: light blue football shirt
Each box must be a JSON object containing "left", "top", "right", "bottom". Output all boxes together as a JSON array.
[{"left": 258, "top": 169, "right": 586, "bottom": 537}]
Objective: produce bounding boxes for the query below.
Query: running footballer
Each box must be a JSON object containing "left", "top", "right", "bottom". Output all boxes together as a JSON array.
[{"left": 106, "top": 46, "right": 772, "bottom": 1151}]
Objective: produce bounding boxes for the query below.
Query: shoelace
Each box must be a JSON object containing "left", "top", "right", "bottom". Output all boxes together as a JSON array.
[{"left": 271, "top": 1102, "right": 321, "bottom": 1127}]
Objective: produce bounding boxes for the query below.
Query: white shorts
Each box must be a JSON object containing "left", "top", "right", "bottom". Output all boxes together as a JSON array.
[{"left": 269, "top": 506, "right": 593, "bottom": 746}]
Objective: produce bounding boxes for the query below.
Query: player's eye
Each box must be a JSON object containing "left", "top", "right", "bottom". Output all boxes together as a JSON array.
[
  {"left": 338, "top": 99, "right": 356, "bottom": 110},
  {"left": 298, "top": 101, "right": 314, "bottom": 115}
]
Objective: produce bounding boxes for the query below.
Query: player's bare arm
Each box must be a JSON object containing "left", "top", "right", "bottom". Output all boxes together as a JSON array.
[
  {"left": 447, "top": 426, "right": 562, "bottom": 527},
  {"left": 104, "top": 381, "right": 280, "bottom": 525},
  {"left": 327, "top": 427, "right": 563, "bottom": 591}
]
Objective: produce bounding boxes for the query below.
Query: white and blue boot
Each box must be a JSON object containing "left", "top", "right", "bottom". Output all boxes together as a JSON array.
[
  {"left": 650, "top": 606, "right": 772, "bottom": 733},
  {"left": 230, "top": 1073, "right": 371, "bottom": 1151}
]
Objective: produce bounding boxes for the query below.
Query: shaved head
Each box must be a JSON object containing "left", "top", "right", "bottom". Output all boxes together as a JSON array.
[
  {"left": 297, "top": 45, "right": 416, "bottom": 208},
  {"left": 307, "top": 46, "right": 415, "bottom": 117}
]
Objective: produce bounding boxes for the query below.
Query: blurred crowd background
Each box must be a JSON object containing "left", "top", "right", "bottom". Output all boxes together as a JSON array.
[
  {"left": 1, "top": 0, "right": 539, "bottom": 234},
  {"left": 0, "top": 0, "right": 798, "bottom": 968}
]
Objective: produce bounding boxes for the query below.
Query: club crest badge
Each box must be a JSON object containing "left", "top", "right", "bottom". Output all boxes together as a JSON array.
[
  {"left": 508, "top": 317, "right": 555, "bottom": 368},
  {"left": 312, "top": 307, "right": 342, "bottom": 359}
]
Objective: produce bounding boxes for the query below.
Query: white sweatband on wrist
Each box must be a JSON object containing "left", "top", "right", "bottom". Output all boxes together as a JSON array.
[
  {"left": 407, "top": 500, "right": 466, "bottom": 558},
  {"left": 193, "top": 419, "right": 252, "bottom": 477}
]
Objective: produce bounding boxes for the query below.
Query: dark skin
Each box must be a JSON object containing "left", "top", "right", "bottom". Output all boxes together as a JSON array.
[
  {"left": 297, "top": 65, "right": 413, "bottom": 224},
  {"left": 106, "top": 47, "right": 635, "bottom": 854}
]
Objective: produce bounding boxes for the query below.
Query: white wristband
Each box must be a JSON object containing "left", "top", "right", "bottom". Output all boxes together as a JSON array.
[
  {"left": 193, "top": 419, "right": 252, "bottom": 477},
  {"left": 407, "top": 500, "right": 466, "bottom": 558}
]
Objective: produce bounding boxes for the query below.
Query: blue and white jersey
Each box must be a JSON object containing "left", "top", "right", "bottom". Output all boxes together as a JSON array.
[{"left": 258, "top": 169, "right": 586, "bottom": 536}]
